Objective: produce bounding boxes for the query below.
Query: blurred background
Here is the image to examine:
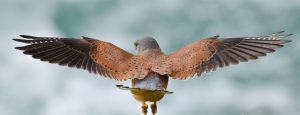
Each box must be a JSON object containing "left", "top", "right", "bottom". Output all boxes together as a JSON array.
[{"left": 1, "top": 0, "right": 300, "bottom": 115}]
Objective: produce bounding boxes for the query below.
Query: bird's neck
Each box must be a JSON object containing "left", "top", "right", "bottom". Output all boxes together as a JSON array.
[{"left": 136, "top": 48, "right": 163, "bottom": 56}]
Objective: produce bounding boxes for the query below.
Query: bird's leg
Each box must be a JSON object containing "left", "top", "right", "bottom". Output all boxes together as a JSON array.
[
  {"left": 150, "top": 102, "right": 157, "bottom": 115},
  {"left": 141, "top": 101, "right": 148, "bottom": 115}
]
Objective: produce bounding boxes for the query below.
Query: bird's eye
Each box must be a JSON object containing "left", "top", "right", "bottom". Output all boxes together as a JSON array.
[{"left": 134, "top": 42, "right": 138, "bottom": 47}]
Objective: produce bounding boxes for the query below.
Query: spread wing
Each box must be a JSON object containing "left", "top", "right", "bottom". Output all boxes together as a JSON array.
[
  {"left": 13, "top": 35, "right": 143, "bottom": 80},
  {"left": 167, "top": 31, "right": 292, "bottom": 80}
]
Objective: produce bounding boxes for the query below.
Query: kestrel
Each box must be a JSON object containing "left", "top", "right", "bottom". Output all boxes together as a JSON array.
[{"left": 13, "top": 31, "right": 292, "bottom": 115}]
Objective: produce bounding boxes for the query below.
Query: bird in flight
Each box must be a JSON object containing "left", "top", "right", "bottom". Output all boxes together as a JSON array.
[{"left": 13, "top": 31, "right": 292, "bottom": 115}]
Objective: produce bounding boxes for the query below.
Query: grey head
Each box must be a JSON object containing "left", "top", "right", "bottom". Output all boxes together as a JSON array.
[{"left": 134, "top": 37, "right": 161, "bottom": 53}]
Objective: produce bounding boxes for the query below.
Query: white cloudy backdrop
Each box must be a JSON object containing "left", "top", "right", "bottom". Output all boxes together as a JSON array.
[{"left": 1, "top": 0, "right": 300, "bottom": 115}]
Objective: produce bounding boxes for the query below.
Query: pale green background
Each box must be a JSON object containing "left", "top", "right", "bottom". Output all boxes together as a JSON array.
[{"left": 1, "top": 0, "right": 300, "bottom": 115}]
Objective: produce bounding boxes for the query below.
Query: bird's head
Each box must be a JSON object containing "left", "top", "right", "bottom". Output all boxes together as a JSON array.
[{"left": 134, "top": 37, "right": 161, "bottom": 54}]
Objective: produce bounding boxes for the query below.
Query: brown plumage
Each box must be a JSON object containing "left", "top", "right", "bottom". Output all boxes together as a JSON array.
[
  {"left": 13, "top": 31, "right": 292, "bottom": 115},
  {"left": 167, "top": 32, "right": 292, "bottom": 80}
]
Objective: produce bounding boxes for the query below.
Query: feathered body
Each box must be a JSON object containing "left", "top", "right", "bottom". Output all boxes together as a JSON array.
[{"left": 13, "top": 31, "right": 292, "bottom": 115}]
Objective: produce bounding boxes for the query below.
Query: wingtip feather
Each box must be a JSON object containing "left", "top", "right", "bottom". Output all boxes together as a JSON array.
[
  {"left": 12, "top": 38, "right": 20, "bottom": 41},
  {"left": 14, "top": 46, "right": 25, "bottom": 50},
  {"left": 276, "top": 31, "right": 285, "bottom": 34},
  {"left": 13, "top": 38, "right": 28, "bottom": 42},
  {"left": 19, "top": 35, "right": 36, "bottom": 39},
  {"left": 283, "top": 39, "right": 292, "bottom": 43}
]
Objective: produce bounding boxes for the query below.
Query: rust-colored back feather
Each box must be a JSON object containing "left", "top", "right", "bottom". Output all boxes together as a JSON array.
[
  {"left": 14, "top": 35, "right": 137, "bottom": 80},
  {"left": 165, "top": 35, "right": 218, "bottom": 80}
]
